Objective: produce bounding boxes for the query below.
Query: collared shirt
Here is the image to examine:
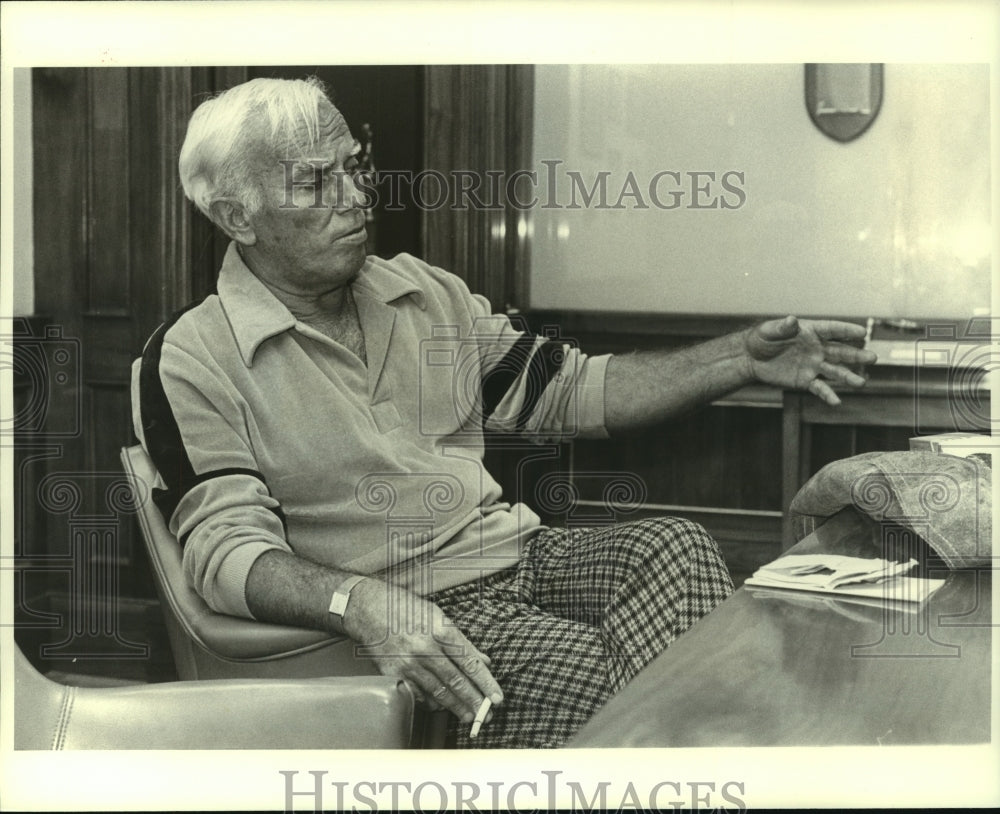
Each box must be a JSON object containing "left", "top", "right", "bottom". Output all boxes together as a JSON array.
[{"left": 132, "top": 244, "right": 610, "bottom": 618}]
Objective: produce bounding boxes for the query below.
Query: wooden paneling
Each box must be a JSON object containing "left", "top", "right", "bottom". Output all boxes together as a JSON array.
[
  {"left": 573, "top": 405, "right": 784, "bottom": 512},
  {"left": 423, "top": 65, "right": 533, "bottom": 311},
  {"left": 86, "top": 69, "right": 131, "bottom": 314},
  {"left": 31, "top": 70, "right": 90, "bottom": 311},
  {"left": 18, "top": 67, "right": 208, "bottom": 673}
]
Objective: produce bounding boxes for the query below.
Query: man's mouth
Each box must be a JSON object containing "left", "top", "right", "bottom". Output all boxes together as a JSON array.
[{"left": 337, "top": 221, "right": 367, "bottom": 243}]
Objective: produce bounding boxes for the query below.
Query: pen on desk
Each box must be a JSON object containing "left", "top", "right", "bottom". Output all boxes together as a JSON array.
[{"left": 470, "top": 697, "right": 491, "bottom": 739}]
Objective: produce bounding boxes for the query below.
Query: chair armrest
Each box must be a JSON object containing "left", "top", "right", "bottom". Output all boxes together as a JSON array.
[
  {"left": 180, "top": 605, "right": 343, "bottom": 661},
  {"left": 22, "top": 672, "right": 417, "bottom": 750}
]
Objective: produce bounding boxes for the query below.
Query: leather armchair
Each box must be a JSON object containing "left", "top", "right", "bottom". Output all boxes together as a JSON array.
[
  {"left": 119, "top": 445, "right": 449, "bottom": 748},
  {"left": 12, "top": 644, "right": 417, "bottom": 750}
]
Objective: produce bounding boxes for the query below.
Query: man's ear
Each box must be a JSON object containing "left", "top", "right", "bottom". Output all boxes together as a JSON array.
[{"left": 209, "top": 198, "right": 257, "bottom": 246}]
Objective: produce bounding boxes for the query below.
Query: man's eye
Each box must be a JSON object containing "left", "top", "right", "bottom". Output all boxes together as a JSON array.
[{"left": 324, "top": 163, "right": 356, "bottom": 179}]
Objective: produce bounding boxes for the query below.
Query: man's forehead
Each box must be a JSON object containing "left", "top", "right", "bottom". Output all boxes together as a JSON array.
[
  {"left": 314, "top": 100, "right": 352, "bottom": 146},
  {"left": 264, "top": 100, "right": 356, "bottom": 163}
]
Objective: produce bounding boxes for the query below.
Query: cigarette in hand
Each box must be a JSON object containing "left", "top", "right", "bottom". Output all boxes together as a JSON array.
[{"left": 470, "top": 697, "right": 492, "bottom": 739}]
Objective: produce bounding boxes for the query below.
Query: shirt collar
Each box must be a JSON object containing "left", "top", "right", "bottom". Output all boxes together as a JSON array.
[{"left": 217, "top": 242, "right": 425, "bottom": 367}]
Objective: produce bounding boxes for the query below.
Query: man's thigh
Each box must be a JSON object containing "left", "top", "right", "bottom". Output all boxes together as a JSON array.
[
  {"left": 520, "top": 516, "right": 732, "bottom": 625},
  {"left": 433, "top": 571, "right": 612, "bottom": 748}
]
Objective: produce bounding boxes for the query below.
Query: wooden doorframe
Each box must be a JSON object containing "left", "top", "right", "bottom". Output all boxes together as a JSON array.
[{"left": 421, "top": 65, "right": 533, "bottom": 311}]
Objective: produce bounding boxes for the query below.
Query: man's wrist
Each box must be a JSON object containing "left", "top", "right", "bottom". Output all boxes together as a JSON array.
[
  {"left": 733, "top": 326, "right": 758, "bottom": 386},
  {"left": 336, "top": 575, "right": 382, "bottom": 640},
  {"left": 328, "top": 573, "right": 367, "bottom": 621}
]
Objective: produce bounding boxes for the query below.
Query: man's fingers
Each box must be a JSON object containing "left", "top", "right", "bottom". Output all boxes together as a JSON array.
[
  {"left": 818, "top": 361, "right": 866, "bottom": 388},
  {"left": 757, "top": 315, "right": 800, "bottom": 341},
  {"left": 427, "top": 648, "right": 504, "bottom": 721},
  {"left": 434, "top": 625, "right": 504, "bottom": 704},
  {"left": 756, "top": 317, "right": 872, "bottom": 351},
  {"left": 823, "top": 341, "right": 878, "bottom": 366},
  {"left": 808, "top": 377, "right": 841, "bottom": 406},
  {"left": 808, "top": 319, "right": 869, "bottom": 343},
  {"left": 458, "top": 650, "right": 504, "bottom": 705},
  {"left": 750, "top": 316, "right": 876, "bottom": 402},
  {"left": 428, "top": 661, "right": 492, "bottom": 722},
  {"left": 370, "top": 595, "right": 503, "bottom": 721},
  {"left": 406, "top": 665, "right": 465, "bottom": 718}
]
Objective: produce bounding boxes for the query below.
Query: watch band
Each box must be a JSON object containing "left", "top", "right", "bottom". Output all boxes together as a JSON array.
[{"left": 328, "top": 574, "right": 367, "bottom": 620}]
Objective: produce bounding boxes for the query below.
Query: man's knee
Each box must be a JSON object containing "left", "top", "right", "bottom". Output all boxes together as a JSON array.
[
  {"left": 624, "top": 517, "right": 730, "bottom": 582},
  {"left": 628, "top": 515, "right": 716, "bottom": 552}
]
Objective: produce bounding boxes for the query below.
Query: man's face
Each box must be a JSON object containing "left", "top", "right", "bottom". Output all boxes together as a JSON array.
[{"left": 243, "top": 99, "right": 368, "bottom": 297}]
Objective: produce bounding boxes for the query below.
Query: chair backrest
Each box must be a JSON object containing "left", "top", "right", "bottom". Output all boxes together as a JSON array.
[{"left": 119, "top": 444, "right": 374, "bottom": 679}]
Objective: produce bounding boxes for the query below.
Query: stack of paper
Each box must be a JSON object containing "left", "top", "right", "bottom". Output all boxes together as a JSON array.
[
  {"left": 745, "top": 554, "right": 945, "bottom": 602},
  {"left": 909, "top": 432, "right": 994, "bottom": 461}
]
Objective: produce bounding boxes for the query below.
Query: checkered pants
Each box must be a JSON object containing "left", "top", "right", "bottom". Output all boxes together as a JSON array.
[{"left": 429, "top": 516, "right": 734, "bottom": 748}]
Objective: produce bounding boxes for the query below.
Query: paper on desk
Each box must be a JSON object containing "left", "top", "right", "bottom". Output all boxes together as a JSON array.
[
  {"left": 745, "top": 586, "right": 923, "bottom": 618},
  {"left": 755, "top": 554, "right": 917, "bottom": 588},
  {"left": 745, "top": 554, "right": 945, "bottom": 602}
]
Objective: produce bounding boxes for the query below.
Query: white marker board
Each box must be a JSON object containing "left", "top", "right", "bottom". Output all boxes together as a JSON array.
[{"left": 529, "top": 64, "right": 991, "bottom": 320}]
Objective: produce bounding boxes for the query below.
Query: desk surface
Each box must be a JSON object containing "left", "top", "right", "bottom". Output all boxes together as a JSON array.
[{"left": 570, "top": 509, "right": 992, "bottom": 747}]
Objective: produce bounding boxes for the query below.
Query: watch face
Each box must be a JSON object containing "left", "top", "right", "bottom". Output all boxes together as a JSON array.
[
  {"left": 328, "top": 592, "right": 350, "bottom": 617},
  {"left": 329, "top": 575, "right": 366, "bottom": 617}
]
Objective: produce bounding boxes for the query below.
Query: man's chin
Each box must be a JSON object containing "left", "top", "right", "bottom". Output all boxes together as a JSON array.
[
  {"left": 340, "top": 251, "right": 368, "bottom": 284},
  {"left": 347, "top": 244, "right": 368, "bottom": 271}
]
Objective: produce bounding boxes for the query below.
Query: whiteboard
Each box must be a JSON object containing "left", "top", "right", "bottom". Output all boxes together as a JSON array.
[{"left": 529, "top": 64, "right": 991, "bottom": 320}]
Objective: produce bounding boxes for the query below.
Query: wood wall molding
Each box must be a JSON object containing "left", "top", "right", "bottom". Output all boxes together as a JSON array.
[
  {"left": 157, "top": 68, "right": 196, "bottom": 312},
  {"left": 422, "top": 65, "right": 533, "bottom": 311}
]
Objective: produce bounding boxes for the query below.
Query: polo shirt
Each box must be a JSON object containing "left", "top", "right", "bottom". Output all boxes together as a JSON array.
[{"left": 132, "top": 244, "right": 610, "bottom": 619}]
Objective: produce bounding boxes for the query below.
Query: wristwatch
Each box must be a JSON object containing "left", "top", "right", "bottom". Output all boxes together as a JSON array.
[{"left": 328, "top": 574, "right": 368, "bottom": 622}]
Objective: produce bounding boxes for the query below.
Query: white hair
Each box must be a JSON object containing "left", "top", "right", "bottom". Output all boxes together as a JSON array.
[{"left": 178, "top": 76, "right": 331, "bottom": 221}]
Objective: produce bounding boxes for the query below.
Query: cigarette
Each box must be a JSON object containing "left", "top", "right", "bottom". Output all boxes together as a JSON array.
[{"left": 469, "top": 697, "right": 492, "bottom": 739}]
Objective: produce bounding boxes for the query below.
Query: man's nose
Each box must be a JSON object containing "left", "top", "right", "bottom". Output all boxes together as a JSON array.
[{"left": 329, "top": 170, "right": 368, "bottom": 213}]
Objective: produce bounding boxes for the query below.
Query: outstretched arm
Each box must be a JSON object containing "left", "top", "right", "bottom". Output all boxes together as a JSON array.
[{"left": 604, "top": 316, "right": 877, "bottom": 431}]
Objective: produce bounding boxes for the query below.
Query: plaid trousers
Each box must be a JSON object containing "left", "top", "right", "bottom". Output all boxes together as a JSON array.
[{"left": 430, "top": 516, "right": 734, "bottom": 748}]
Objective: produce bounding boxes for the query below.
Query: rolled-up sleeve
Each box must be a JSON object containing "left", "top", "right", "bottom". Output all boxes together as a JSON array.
[{"left": 466, "top": 294, "right": 611, "bottom": 443}]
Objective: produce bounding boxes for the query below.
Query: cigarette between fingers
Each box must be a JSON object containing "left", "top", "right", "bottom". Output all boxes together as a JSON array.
[{"left": 470, "top": 697, "right": 492, "bottom": 739}]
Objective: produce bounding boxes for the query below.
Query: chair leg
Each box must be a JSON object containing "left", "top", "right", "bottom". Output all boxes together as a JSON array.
[{"left": 413, "top": 707, "right": 452, "bottom": 748}]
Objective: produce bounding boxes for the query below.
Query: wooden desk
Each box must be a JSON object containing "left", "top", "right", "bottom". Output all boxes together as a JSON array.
[{"left": 569, "top": 508, "right": 992, "bottom": 748}]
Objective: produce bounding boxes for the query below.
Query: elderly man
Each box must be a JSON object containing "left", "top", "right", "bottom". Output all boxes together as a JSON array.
[{"left": 132, "top": 76, "right": 876, "bottom": 748}]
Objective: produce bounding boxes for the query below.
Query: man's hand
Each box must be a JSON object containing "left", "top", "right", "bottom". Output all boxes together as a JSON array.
[
  {"left": 744, "top": 316, "right": 877, "bottom": 405},
  {"left": 343, "top": 579, "right": 503, "bottom": 724},
  {"left": 244, "top": 550, "right": 503, "bottom": 724}
]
